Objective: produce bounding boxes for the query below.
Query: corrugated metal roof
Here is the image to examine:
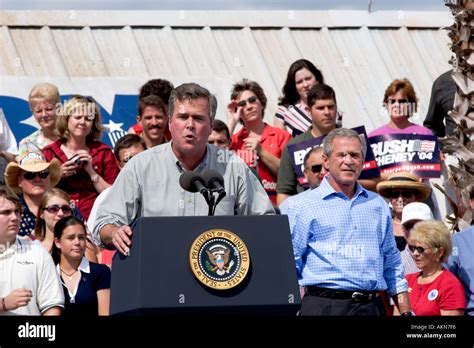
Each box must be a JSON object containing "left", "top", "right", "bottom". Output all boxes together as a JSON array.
[{"left": 0, "top": 10, "right": 453, "bottom": 131}]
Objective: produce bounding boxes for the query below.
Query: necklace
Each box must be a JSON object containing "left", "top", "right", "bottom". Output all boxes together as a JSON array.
[{"left": 60, "top": 268, "right": 78, "bottom": 280}]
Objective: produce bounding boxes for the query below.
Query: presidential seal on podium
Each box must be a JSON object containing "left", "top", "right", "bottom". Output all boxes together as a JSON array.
[{"left": 189, "top": 229, "right": 250, "bottom": 290}]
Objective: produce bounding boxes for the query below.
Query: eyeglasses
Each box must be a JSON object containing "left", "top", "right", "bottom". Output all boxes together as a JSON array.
[
  {"left": 237, "top": 96, "right": 258, "bottom": 107},
  {"left": 389, "top": 190, "right": 415, "bottom": 199},
  {"left": 22, "top": 170, "right": 50, "bottom": 180},
  {"left": 308, "top": 164, "right": 322, "bottom": 174},
  {"left": 44, "top": 204, "right": 73, "bottom": 214},
  {"left": 388, "top": 98, "right": 409, "bottom": 104},
  {"left": 408, "top": 245, "right": 432, "bottom": 254}
]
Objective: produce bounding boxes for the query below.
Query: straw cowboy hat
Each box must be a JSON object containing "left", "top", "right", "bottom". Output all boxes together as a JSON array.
[
  {"left": 376, "top": 172, "right": 431, "bottom": 201},
  {"left": 4, "top": 151, "right": 62, "bottom": 194}
]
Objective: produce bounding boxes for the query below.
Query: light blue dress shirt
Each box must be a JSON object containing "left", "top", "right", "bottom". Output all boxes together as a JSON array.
[
  {"left": 446, "top": 226, "right": 474, "bottom": 315},
  {"left": 281, "top": 176, "right": 408, "bottom": 297}
]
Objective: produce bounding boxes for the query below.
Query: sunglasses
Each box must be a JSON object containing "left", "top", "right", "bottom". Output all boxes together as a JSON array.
[
  {"left": 408, "top": 245, "right": 432, "bottom": 254},
  {"left": 308, "top": 164, "right": 322, "bottom": 174},
  {"left": 44, "top": 204, "right": 73, "bottom": 214},
  {"left": 22, "top": 170, "right": 50, "bottom": 180},
  {"left": 389, "top": 190, "right": 415, "bottom": 199},
  {"left": 403, "top": 222, "right": 416, "bottom": 231},
  {"left": 237, "top": 96, "right": 258, "bottom": 108}
]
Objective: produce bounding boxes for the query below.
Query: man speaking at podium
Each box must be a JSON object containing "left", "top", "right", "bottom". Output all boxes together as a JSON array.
[{"left": 93, "top": 83, "right": 274, "bottom": 255}]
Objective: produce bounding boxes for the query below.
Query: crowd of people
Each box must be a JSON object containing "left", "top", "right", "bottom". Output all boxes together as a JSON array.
[{"left": 0, "top": 59, "right": 473, "bottom": 317}]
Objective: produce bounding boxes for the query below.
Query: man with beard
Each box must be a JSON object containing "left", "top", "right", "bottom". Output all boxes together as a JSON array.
[{"left": 136, "top": 95, "right": 168, "bottom": 148}]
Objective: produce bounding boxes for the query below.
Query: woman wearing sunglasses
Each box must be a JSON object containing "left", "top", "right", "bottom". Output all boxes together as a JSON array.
[
  {"left": 273, "top": 59, "right": 342, "bottom": 137},
  {"left": 376, "top": 172, "right": 432, "bottom": 251},
  {"left": 369, "top": 78, "right": 433, "bottom": 138},
  {"left": 401, "top": 220, "right": 465, "bottom": 316},
  {"left": 4, "top": 151, "right": 62, "bottom": 237},
  {"left": 33, "top": 188, "right": 97, "bottom": 262},
  {"left": 227, "top": 79, "right": 292, "bottom": 206},
  {"left": 52, "top": 216, "right": 110, "bottom": 316},
  {"left": 42, "top": 95, "right": 120, "bottom": 220}
]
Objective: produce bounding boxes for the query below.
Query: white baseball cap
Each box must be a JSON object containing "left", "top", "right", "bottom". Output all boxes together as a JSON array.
[{"left": 401, "top": 202, "right": 434, "bottom": 225}]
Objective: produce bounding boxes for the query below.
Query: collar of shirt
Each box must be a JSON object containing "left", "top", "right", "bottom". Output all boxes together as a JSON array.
[
  {"left": 19, "top": 195, "right": 32, "bottom": 214},
  {"left": 234, "top": 123, "right": 274, "bottom": 143},
  {"left": 295, "top": 101, "right": 310, "bottom": 113},
  {"left": 56, "top": 256, "right": 90, "bottom": 275},
  {"left": 0, "top": 238, "right": 23, "bottom": 259},
  {"left": 169, "top": 142, "right": 210, "bottom": 173},
  {"left": 318, "top": 175, "right": 368, "bottom": 201}
]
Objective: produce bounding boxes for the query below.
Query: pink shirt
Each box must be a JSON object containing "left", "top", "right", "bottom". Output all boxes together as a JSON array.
[{"left": 368, "top": 124, "right": 433, "bottom": 138}]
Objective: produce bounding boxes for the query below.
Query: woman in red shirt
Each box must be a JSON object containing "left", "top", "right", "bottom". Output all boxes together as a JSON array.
[
  {"left": 42, "top": 95, "right": 119, "bottom": 219},
  {"left": 404, "top": 220, "right": 465, "bottom": 316},
  {"left": 227, "top": 79, "right": 291, "bottom": 206}
]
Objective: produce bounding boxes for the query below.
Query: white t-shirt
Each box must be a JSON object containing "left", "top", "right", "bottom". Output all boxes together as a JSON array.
[{"left": 0, "top": 238, "right": 64, "bottom": 315}]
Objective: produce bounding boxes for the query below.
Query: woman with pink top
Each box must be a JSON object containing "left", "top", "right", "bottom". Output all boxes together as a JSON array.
[{"left": 369, "top": 78, "right": 432, "bottom": 137}]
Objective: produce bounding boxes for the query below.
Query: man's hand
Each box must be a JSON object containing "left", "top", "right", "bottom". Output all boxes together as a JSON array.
[
  {"left": 2, "top": 288, "right": 33, "bottom": 311},
  {"left": 111, "top": 225, "right": 133, "bottom": 256}
]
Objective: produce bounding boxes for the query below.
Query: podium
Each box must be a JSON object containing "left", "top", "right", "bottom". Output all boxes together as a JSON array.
[{"left": 110, "top": 215, "right": 301, "bottom": 316}]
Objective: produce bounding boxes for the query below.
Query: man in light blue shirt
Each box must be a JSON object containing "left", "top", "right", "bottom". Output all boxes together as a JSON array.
[
  {"left": 446, "top": 185, "right": 474, "bottom": 315},
  {"left": 281, "top": 128, "right": 412, "bottom": 316}
]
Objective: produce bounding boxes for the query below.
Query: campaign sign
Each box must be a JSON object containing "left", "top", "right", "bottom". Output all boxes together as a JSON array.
[
  {"left": 287, "top": 126, "right": 380, "bottom": 187},
  {"left": 368, "top": 133, "right": 440, "bottom": 178}
]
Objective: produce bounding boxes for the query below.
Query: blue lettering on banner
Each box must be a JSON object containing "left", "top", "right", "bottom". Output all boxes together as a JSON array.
[{"left": 0, "top": 94, "right": 138, "bottom": 148}]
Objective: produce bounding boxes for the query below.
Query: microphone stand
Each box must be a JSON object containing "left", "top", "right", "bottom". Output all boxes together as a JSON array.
[{"left": 206, "top": 191, "right": 215, "bottom": 216}]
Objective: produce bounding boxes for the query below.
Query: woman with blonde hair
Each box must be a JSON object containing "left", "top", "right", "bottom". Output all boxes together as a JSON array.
[
  {"left": 403, "top": 220, "right": 465, "bottom": 316},
  {"left": 19, "top": 82, "right": 61, "bottom": 153},
  {"left": 42, "top": 95, "right": 119, "bottom": 219}
]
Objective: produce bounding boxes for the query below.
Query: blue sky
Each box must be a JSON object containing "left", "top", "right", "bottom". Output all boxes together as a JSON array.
[{"left": 1, "top": 0, "right": 447, "bottom": 11}]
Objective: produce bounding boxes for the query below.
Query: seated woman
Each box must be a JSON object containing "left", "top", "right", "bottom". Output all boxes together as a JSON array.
[
  {"left": 274, "top": 59, "right": 342, "bottom": 136},
  {"left": 227, "top": 79, "right": 292, "bottom": 206},
  {"left": 42, "top": 95, "right": 119, "bottom": 219},
  {"left": 402, "top": 220, "right": 465, "bottom": 316},
  {"left": 19, "top": 82, "right": 61, "bottom": 153},
  {"left": 369, "top": 78, "right": 432, "bottom": 137},
  {"left": 52, "top": 216, "right": 110, "bottom": 316},
  {"left": 34, "top": 188, "right": 97, "bottom": 262},
  {"left": 376, "top": 172, "right": 431, "bottom": 251}
]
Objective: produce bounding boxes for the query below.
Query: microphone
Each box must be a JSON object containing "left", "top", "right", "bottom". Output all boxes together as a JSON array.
[
  {"left": 179, "top": 171, "right": 207, "bottom": 194},
  {"left": 202, "top": 170, "right": 226, "bottom": 194}
]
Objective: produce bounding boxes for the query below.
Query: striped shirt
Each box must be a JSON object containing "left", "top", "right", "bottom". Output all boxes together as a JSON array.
[
  {"left": 400, "top": 245, "right": 420, "bottom": 276},
  {"left": 281, "top": 177, "right": 408, "bottom": 297},
  {"left": 275, "top": 102, "right": 343, "bottom": 137}
]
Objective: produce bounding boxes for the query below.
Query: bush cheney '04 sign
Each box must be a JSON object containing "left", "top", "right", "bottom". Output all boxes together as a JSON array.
[{"left": 368, "top": 133, "right": 441, "bottom": 178}]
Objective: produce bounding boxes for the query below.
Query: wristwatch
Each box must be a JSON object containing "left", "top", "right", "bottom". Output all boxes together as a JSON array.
[{"left": 400, "top": 310, "right": 415, "bottom": 316}]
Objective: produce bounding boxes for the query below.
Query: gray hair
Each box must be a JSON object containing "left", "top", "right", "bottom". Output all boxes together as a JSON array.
[
  {"left": 168, "top": 83, "right": 216, "bottom": 121},
  {"left": 323, "top": 128, "right": 367, "bottom": 158}
]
